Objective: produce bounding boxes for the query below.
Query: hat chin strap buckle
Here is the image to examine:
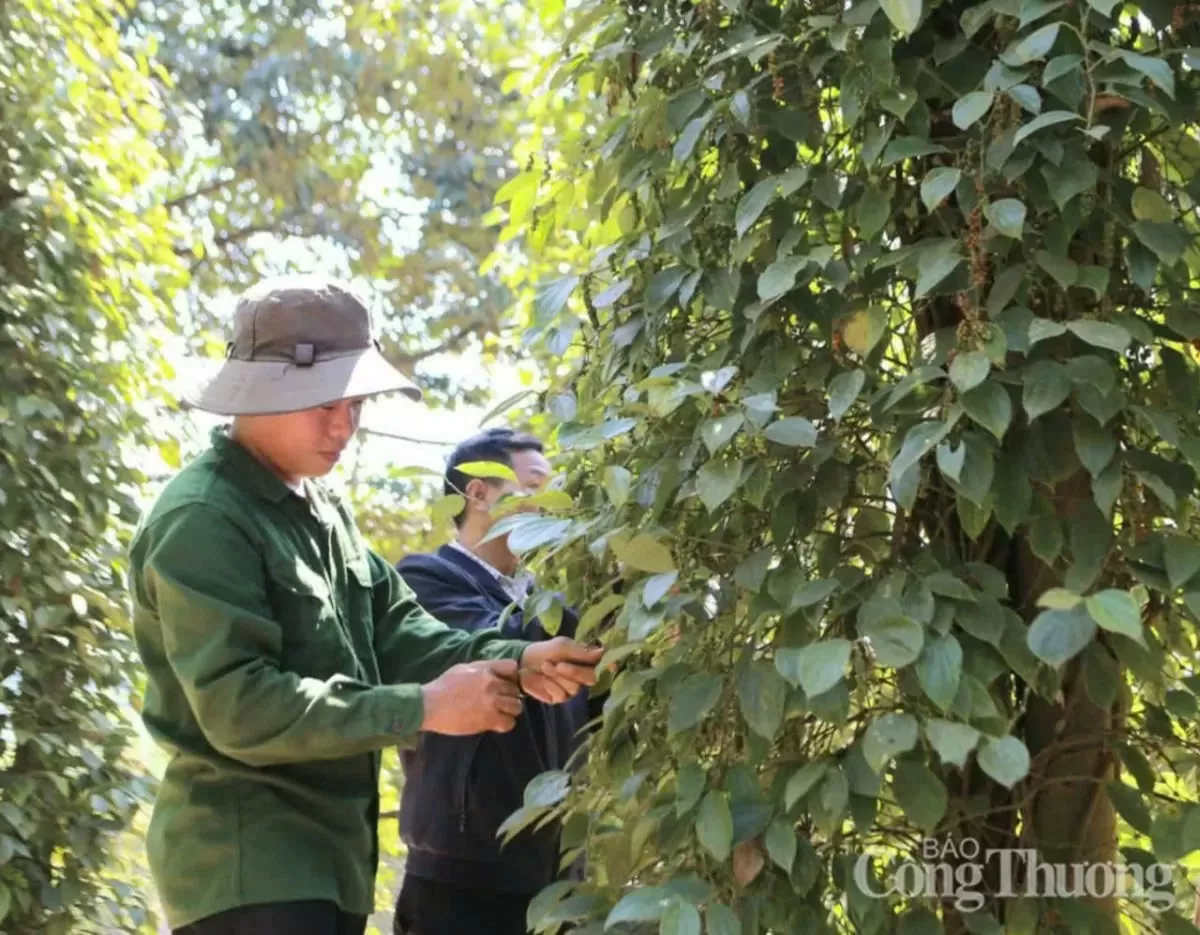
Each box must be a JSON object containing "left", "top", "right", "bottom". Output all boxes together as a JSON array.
[{"left": 294, "top": 343, "right": 315, "bottom": 367}]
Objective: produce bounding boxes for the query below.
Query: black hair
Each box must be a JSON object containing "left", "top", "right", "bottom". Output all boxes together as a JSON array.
[{"left": 444, "top": 427, "right": 544, "bottom": 526}]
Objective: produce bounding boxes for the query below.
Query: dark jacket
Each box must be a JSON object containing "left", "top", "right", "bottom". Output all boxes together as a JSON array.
[{"left": 396, "top": 545, "right": 595, "bottom": 895}]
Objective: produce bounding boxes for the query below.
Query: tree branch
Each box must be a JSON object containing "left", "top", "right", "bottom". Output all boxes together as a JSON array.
[{"left": 163, "top": 176, "right": 239, "bottom": 211}]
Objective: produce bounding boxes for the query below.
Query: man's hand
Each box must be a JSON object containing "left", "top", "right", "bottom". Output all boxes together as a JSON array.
[
  {"left": 518, "top": 637, "right": 604, "bottom": 704},
  {"left": 420, "top": 660, "right": 524, "bottom": 735}
]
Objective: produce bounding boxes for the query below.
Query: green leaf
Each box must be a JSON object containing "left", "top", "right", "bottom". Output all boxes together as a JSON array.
[
  {"left": 1028, "top": 318, "right": 1067, "bottom": 346},
  {"left": 700, "top": 413, "right": 745, "bottom": 453},
  {"left": 668, "top": 673, "right": 724, "bottom": 736},
  {"left": 891, "top": 419, "right": 956, "bottom": 483},
  {"left": 1133, "top": 220, "right": 1191, "bottom": 265},
  {"left": 1037, "top": 587, "right": 1081, "bottom": 610},
  {"left": 977, "top": 735, "right": 1031, "bottom": 787},
  {"left": 924, "top": 718, "right": 981, "bottom": 767},
  {"left": 0, "top": 885, "right": 9, "bottom": 927},
  {"left": 736, "top": 178, "right": 779, "bottom": 239},
  {"left": 734, "top": 548, "right": 772, "bottom": 592},
  {"left": 1132, "top": 187, "right": 1173, "bottom": 223},
  {"left": 1002, "top": 23, "right": 1060, "bottom": 66},
  {"left": 1073, "top": 417, "right": 1115, "bottom": 476},
  {"left": 1085, "top": 589, "right": 1144, "bottom": 646},
  {"left": 457, "top": 460, "right": 519, "bottom": 482},
  {"left": 1083, "top": 642, "right": 1120, "bottom": 708},
  {"left": 535, "top": 276, "right": 579, "bottom": 321},
  {"left": 674, "top": 113, "right": 711, "bottom": 162},
  {"left": 643, "top": 572, "right": 679, "bottom": 608},
  {"left": 921, "top": 167, "right": 961, "bottom": 211},
  {"left": 927, "top": 569, "right": 977, "bottom": 601},
  {"left": 647, "top": 268, "right": 688, "bottom": 312},
  {"left": 1106, "top": 781, "right": 1153, "bottom": 835},
  {"left": 937, "top": 441, "right": 966, "bottom": 482},
  {"left": 861, "top": 615, "right": 925, "bottom": 668},
  {"left": 757, "top": 255, "right": 808, "bottom": 301},
  {"left": 961, "top": 381, "right": 1013, "bottom": 440},
  {"left": 730, "top": 90, "right": 751, "bottom": 126},
  {"left": 764, "top": 819, "right": 798, "bottom": 873},
  {"left": 916, "top": 634, "right": 963, "bottom": 710},
  {"left": 893, "top": 758, "right": 948, "bottom": 831},
  {"left": 1042, "top": 158, "right": 1098, "bottom": 210},
  {"left": 856, "top": 186, "right": 891, "bottom": 240},
  {"left": 736, "top": 662, "right": 788, "bottom": 740},
  {"left": 864, "top": 712, "right": 919, "bottom": 770},
  {"left": 784, "top": 759, "right": 831, "bottom": 809},
  {"left": 602, "top": 465, "right": 632, "bottom": 509},
  {"left": 432, "top": 494, "right": 467, "bottom": 526},
  {"left": 1026, "top": 605, "right": 1096, "bottom": 667},
  {"left": 676, "top": 761, "right": 706, "bottom": 816},
  {"left": 1166, "top": 535, "right": 1200, "bottom": 591},
  {"left": 776, "top": 639, "right": 851, "bottom": 696},
  {"left": 952, "top": 91, "right": 995, "bottom": 129},
  {"left": 985, "top": 198, "right": 1026, "bottom": 238},
  {"left": 880, "top": 0, "right": 924, "bottom": 35},
  {"left": 1043, "top": 53, "right": 1083, "bottom": 85},
  {"left": 696, "top": 790, "right": 734, "bottom": 861},
  {"left": 606, "top": 887, "right": 673, "bottom": 928},
  {"left": 695, "top": 458, "right": 742, "bottom": 512},
  {"left": 1013, "top": 110, "right": 1080, "bottom": 145},
  {"left": 1036, "top": 249, "right": 1078, "bottom": 287},
  {"left": 1085, "top": 0, "right": 1119, "bottom": 15},
  {"left": 950, "top": 351, "right": 990, "bottom": 392},
  {"left": 613, "top": 534, "right": 677, "bottom": 573},
  {"left": 1068, "top": 320, "right": 1132, "bottom": 352},
  {"left": 988, "top": 264, "right": 1026, "bottom": 315},
  {"left": 829, "top": 370, "right": 866, "bottom": 420},
  {"left": 1119, "top": 49, "right": 1175, "bottom": 99},
  {"left": 661, "top": 898, "right": 702, "bottom": 935},
  {"left": 915, "top": 248, "right": 963, "bottom": 298},
  {"left": 1022, "top": 359, "right": 1071, "bottom": 421},
  {"left": 764, "top": 417, "right": 818, "bottom": 447}
]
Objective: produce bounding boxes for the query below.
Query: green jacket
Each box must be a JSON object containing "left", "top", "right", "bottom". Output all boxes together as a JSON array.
[{"left": 128, "top": 428, "right": 527, "bottom": 929}]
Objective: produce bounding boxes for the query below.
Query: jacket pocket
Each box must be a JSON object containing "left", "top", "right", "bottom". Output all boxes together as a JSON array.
[
  {"left": 455, "top": 736, "right": 482, "bottom": 833},
  {"left": 264, "top": 558, "right": 352, "bottom": 678}
]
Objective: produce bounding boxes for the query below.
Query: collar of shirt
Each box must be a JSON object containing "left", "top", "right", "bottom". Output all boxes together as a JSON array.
[{"left": 448, "top": 540, "right": 535, "bottom": 607}]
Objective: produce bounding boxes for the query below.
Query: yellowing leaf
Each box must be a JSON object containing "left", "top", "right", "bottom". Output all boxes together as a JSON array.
[
  {"left": 613, "top": 534, "right": 676, "bottom": 573},
  {"left": 841, "top": 305, "right": 888, "bottom": 356}
]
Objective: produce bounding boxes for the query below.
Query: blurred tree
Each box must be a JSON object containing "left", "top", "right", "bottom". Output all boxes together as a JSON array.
[
  {"left": 126, "top": 0, "right": 539, "bottom": 406},
  {"left": 0, "top": 0, "right": 185, "bottom": 930}
]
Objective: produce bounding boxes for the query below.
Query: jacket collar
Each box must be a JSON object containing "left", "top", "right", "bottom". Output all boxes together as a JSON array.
[
  {"left": 210, "top": 426, "right": 296, "bottom": 504},
  {"left": 438, "top": 544, "right": 516, "bottom": 606}
]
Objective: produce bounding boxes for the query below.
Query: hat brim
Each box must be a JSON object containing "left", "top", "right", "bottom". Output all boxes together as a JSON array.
[{"left": 181, "top": 347, "right": 423, "bottom": 416}]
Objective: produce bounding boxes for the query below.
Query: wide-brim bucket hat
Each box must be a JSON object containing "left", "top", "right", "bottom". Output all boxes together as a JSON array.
[{"left": 182, "top": 275, "right": 422, "bottom": 416}]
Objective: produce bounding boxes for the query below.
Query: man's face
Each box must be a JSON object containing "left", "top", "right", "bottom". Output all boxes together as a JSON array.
[
  {"left": 241, "top": 397, "right": 364, "bottom": 481},
  {"left": 476, "top": 448, "right": 552, "bottom": 531}
]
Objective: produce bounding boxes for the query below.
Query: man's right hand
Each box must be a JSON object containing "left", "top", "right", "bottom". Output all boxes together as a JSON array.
[{"left": 419, "top": 659, "right": 523, "bottom": 735}]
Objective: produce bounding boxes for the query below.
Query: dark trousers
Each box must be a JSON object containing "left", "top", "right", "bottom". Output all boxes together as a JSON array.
[
  {"left": 393, "top": 876, "right": 533, "bottom": 935},
  {"left": 175, "top": 899, "right": 367, "bottom": 935}
]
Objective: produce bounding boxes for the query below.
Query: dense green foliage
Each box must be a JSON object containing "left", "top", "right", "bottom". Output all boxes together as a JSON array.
[
  {"left": 490, "top": 0, "right": 1200, "bottom": 931},
  {"left": 0, "top": 0, "right": 184, "bottom": 930}
]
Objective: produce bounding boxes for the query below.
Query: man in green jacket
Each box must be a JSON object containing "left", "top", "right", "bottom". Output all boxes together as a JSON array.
[{"left": 129, "top": 276, "right": 602, "bottom": 935}]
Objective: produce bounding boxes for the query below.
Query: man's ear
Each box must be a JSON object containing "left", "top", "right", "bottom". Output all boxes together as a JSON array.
[{"left": 464, "top": 477, "right": 492, "bottom": 513}]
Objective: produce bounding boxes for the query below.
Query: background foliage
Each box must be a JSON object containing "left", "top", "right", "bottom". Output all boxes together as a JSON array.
[
  {"left": 9, "top": 0, "right": 1200, "bottom": 932},
  {"left": 0, "top": 0, "right": 183, "bottom": 930},
  {"left": 487, "top": 0, "right": 1200, "bottom": 932}
]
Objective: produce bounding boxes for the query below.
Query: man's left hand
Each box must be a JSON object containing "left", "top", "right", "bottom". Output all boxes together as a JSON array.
[{"left": 518, "top": 637, "right": 604, "bottom": 704}]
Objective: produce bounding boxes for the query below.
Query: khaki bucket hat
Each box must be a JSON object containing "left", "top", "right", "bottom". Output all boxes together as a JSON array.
[{"left": 182, "top": 275, "right": 422, "bottom": 416}]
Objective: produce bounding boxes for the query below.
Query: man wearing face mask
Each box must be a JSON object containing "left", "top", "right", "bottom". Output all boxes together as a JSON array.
[
  {"left": 391, "top": 428, "right": 598, "bottom": 935},
  {"left": 128, "top": 277, "right": 603, "bottom": 935}
]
